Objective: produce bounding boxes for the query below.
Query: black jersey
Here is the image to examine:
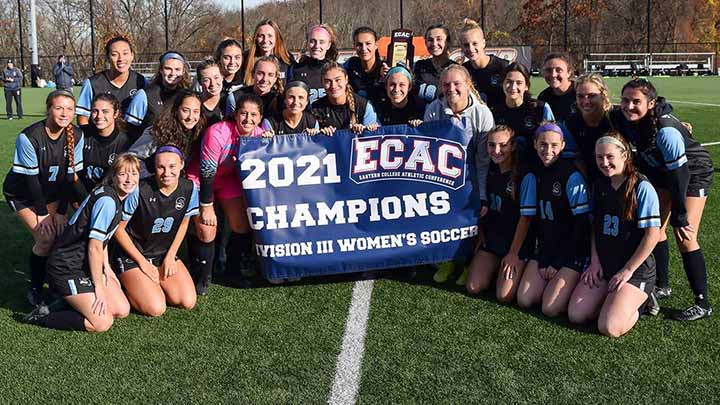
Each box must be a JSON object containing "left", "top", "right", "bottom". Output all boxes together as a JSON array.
[
  {"left": 202, "top": 100, "right": 224, "bottom": 128},
  {"left": 47, "top": 185, "right": 124, "bottom": 279},
  {"left": 344, "top": 56, "right": 384, "bottom": 105},
  {"left": 463, "top": 55, "right": 509, "bottom": 109},
  {"left": 535, "top": 158, "right": 590, "bottom": 268},
  {"left": 76, "top": 70, "right": 146, "bottom": 118},
  {"left": 311, "top": 94, "right": 370, "bottom": 129},
  {"left": 287, "top": 57, "right": 329, "bottom": 104},
  {"left": 491, "top": 99, "right": 554, "bottom": 162},
  {"left": 220, "top": 75, "right": 245, "bottom": 114},
  {"left": 375, "top": 93, "right": 426, "bottom": 126},
  {"left": 413, "top": 58, "right": 457, "bottom": 102},
  {"left": 125, "top": 83, "right": 180, "bottom": 130},
  {"left": 265, "top": 111, "right": 319, "bottom": 135},
  {"left": 484, "top": 164, "right": 537, "bottom": 257},
  {"left": 122, "top": 177, "right": 199, "bottom": 259},
  {"left": 3, "top": 121, "right": 84, "bottom": 203},
  {"left": 226, "top": 86, "right": 280, "bottom": 118},
  {"left": 242, "top": 50, "right": 296, "bottom": 82},
  {"left": 78, "top": 125, "right": 131, "bottom": 193},
  {"left": 593, "top": 176, "right": 660, "bottom": 279},
  {"left": 565, "top": 108, "right": 616, "bottom": 184},
  {"left": 538, "top": 83, "right": 576, "bottom": 124}
]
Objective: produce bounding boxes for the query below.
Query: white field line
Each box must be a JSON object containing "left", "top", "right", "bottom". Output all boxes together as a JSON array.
[
  {"left": 328, "top": 280, "right": 375, "bottom": 405},
  {"left": 609, "top": 97, "right": 720, "bottom": 108}
]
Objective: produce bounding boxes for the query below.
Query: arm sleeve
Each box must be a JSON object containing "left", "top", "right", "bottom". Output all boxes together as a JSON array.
[
  {"left": 122, "top": 188, "right": 140, "bottom": 221},
  {"left": 225, "top": 91, "right": 237, "bottom": 117},
  {"left": 185, "top": 183, "right": 200, "bottom": 217},
  {"left": 124, "top": 89, "right": 148, "bottom": 127},
  {"left": 656, "top": 127, "right": 690, "bottom": 227},
  {"left": 473, "top": 105, "right": 495, "bottom": 202},
  {"left": 519, "top": 173, "right": 537, "bottom": 216},
  {"left": 12, "top": 133, "right": 39, "bottom": 175},
  {"left": 76, "top": 79, "right": 93, "bottom": 117},
  {"left": 69, "top": 132, "right": 84, "bottom": 174},
  {"left": 127, "top": 127, "right": 157, "bottom": 160},
  {"left": 362, "top": 101, "right": 378, "bottom": 126},
  {"left": 636, "top": 180, "right": 661, "bottom": 228},
  {"left": 89, "top": 196, "right": 118, "bottom": 241},
  {"left": 199, "top": 125, "right": 225, "bottom": 204}
]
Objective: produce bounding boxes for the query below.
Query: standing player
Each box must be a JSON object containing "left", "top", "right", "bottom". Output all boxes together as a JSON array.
[
  {"left": 312, "top": 62, "right": 379, "bottom": 134},
  {"left": 226, "top": 56, "right": 283, "bottom": 118},
  {"left": 76, "top": 32, "right": 146, "bottom": 125},
  {"left": 263, "top": 81, "right": 320, "bottom": 135},
  {"left": 414, "top": 24, "right": 456, "bottom": 103},
  {"left": 466, "top": 125, "right": 536, "bottom": 302},
  {"left": 242, "top": 19, "right": 296, "bottom": 84},
  {"left": 568, "top": 133, "right": 661, "bottom": 337},
  {"left": 374, "top": 64, "right": 426, "bottom": 126},
  {"left": 3, "top": 90, "right": 84, "bottom": 307},
  {"left": 214, "top": 39, "right": 245, "bottom": 113},
  {"left": 23, "top": 154, "right": 139, "bottom": 332},
  {"left": 124, "top": 51, "right": 191, "bottom": 140},
  {"left": 459, "top": 19, "right": 509, "bottom": 109},
  {"left": 113, "top": 147, "right": 199, "bottom": 316},
  {"left": 516, "top": 123, "right": 590, "bottom": 317},
  {"left": 287, "top": 24, "right": 339, "bottom": 104},
  {"left": 614, "top": 78, "right": 714, "bottom": 320},
  {"left": 78, "top": 94, "right": 132, "bottom": 196},
  {"left": 423, "top": 64, "right": 495, "bottom": 283},
  {"left": 344, "top": 27, "right": 387, "bottom": 105},
  {"left": 538, "top": 53, "right": 576, "bottom": 124},
  {"left": 196, "top": 58, "right": 225, "bottom": 127}
]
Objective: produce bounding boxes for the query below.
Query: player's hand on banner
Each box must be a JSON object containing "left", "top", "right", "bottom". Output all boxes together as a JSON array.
[
  {"left": 305, "top": 128, "right": 320, "bottom": 135},
  {"left": 408, "top": 119, "right": 423, "bottom": 127},
  {"left": 320, "top": 126, "right": 336, "bottom": 136},
  {"left": 350, "top": 123, "right": 366, "bottom": 134}
]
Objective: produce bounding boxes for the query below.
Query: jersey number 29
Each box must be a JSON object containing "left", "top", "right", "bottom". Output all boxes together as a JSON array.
[{"left": 151, "top": 217, "right": 175, "bottom": 234}]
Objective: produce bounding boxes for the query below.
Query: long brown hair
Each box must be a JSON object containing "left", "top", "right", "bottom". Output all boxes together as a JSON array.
[
  {"left": 45, "top": 90, "right": 77, "bottom": 178},
  {"left": 487, "top": 125, "right": 524, "bottom": 201},
  {"left": 321, "top": 62, "right": 358, "bottom": 125},
  {"left": 152, "top": 90, "right": 205, "bottom": 155},
  {"left": 243, "top": 19, "right": 293, "bottom": 85},
  {"left": 151, "top": 51, "right": 191, "bottom": 89},
  {"left": 90, "top": 93, "right": 127, "bottom": 134},
  {"left": 596, "top": 131, "right": 638, "bottom": 221}
]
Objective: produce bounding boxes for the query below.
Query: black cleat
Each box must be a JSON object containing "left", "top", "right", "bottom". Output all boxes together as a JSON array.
[
  {"left": 654, "top": 286, "right": 672, "bottom": 300},
  {"left": 195, "top": 277, "right": 210, "bottom": 296},
  {"left": 643, "top": 292, "right": 660, "bottom": 316},
  {"left": 673, "top": 304, "right": 713, "bottom": 321},
  {"left": 22, "top": 304, "right": 50, "bottom": 326},
  {"left": 26, "top": 287, "right": 43, "bottom": 307}
]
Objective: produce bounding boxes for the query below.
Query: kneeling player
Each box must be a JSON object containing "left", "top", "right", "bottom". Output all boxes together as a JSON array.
[
  {"left": 114, "top": 146, "right": 199, "bottom": 316},
  {"left": 23, "top": 154, "right": 139, "bottom": 332},
  {"left": 568, "top": 133, "right": 660, "bottom": 337}
]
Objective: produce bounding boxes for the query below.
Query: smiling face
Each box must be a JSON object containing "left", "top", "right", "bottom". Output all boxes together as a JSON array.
[
  {"left": 460, "top": 28, "right": 485, "bottom": 62},
  {"left": 235, "top": 101, "right": 262, "bottom": 135},
  {"left": 595, "top": 142, "right": 627, "bottom": 178},
  {"left": 114, "top": 162, "right": 140, "bottom": 197},
  {"left": 199, "top": 65, "right": 223, "bottom": 97},
  {"left": 323, "top": 67, "right": 348, "bottom": 102},
  {"left": 621, "top": 88, "right": 655, "bottom": 122},
  {"left": 108, "top": 40, "right": 133, "bottom": 74},
  {"left": 441, "top": 70, "right": 470, "bottom": 111},
  {"left": 47, "top": 96, "right": 75, "bottom": 129},
  {"left": 425, "top": 28, "right": 448, "bottom": 57},
  {"left": 534, "top": 130, "right": 565, "bottom": 166},
  {"left": 385, "top": 72, "right": 411, "bottom": 106},
  {"left": 256, "top": 24, "right": 276, "bottom": 56},
  {"left": 221, "top": 45, "right": 243, "bottom": 77},
  {"left": 487, "top": 129, "right": 513, "bottom": 165},
  {"left": 542, "top": 58, "right": 571, "bottom": 92},
  {"left": 176, "top": 96, "right": 201, "bottom": 130},
  {"left": 90, "top": 99, "right": 118, "bottom": 132},
  {"left": 354, "top": 32, "right": 377, "bottom": 63},
  {"left": 155, "top": 152, "right": 183, "bottom": 188},
  {"left": 308, "top": 29, "right": 331, "bottom": 60},
  {"left": 253, "top": 60, "right": 278, "bottom": 95},
  {"left": 161, "top": 58, "right": 185, "bottom": 88},
  {"left": 576, "top": 81, "right": 604, "bottom": 117},
  {"left": 503, "top": 71, "right": 528, "bottom": 103},
  {"left": 284, "top": 87, "right": 309, "bottom": 114}
]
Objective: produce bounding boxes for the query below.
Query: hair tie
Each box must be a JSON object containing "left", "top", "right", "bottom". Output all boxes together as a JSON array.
[
  {"left": 156, "top": 145, "right": 185, "bottom": 160},
  {"left": 596, "top": 136, "right": 627, "bottom": 151},
  {"left": 385, "top": 65, "right": 413, "bottom": 83},
  {"left": 535, "top": 122, "right": 564, "bottom": 139},
  {"left": 160, "top": 51, "right": 186, "bottom": 65}
]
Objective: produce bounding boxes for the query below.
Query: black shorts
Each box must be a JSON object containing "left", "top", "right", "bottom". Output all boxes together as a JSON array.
[
  {"left": 478, "top": 237, "right": 535, "bottom": 261},
  {"left": 113, "top": 252, "right": 176, "bottom": 274},
  {"left": 48, "top": 273, "right": 95, "bottom": 296},
  {"left": 564, "top": 257, "right": 590, "bottom": 273},
  {"left": 687, "top": 170, "right": 713, "bottom": 198},
  {"left": 4, "top": 195, "right": 59, "bottom": 213},
  {"left": 603, "top": 257, "right": 655, "bottom": 295}
]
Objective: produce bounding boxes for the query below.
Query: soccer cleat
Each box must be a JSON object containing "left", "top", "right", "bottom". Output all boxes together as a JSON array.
[
  {"left": 433, "top": 262, "right": 455, "bottom": 283},
  {"left": 455, "top": 267, "right": 469, "bottom": 286},
  {"left": 195, "top": 277, "right": 210, "bottom": 296},
  {"left": 673, "top": 304, "right": 713, "bottom": 321},
  {"left": 644, "top": 292, "right": 660, "bottom": 316},
  {"left": 22, "top": 304, "right": 50, "bottom": 326},
  {"left": 26, "top": 287, "right": 43, "bottom": 307},
  {"left": 654, "top": 286, "right": 672, "bottom": 300}
]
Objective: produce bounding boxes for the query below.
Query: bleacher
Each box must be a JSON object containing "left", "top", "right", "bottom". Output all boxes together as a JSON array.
[{"left": 583, "top": 52, "right": 716, "bottom": 76}]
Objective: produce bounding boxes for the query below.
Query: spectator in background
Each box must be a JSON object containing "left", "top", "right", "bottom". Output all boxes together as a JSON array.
[
  {"left": 3, "top": 60, "right": 24, "bottom": 120},
  {"left": 53, "top": 55, "right": 74, "bottom": 91}
]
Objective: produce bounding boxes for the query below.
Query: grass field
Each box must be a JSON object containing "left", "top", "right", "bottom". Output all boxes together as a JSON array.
[{"left": 1, "top": 78, "right": 719, "bottom": 403}]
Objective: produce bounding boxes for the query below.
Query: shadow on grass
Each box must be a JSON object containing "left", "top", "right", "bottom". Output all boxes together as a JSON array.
[{"left": 0, "top": 202, "right": 35, "bottom": 314}]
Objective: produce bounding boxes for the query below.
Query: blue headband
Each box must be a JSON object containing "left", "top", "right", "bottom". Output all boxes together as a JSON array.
[
  {"left": 385, "top": 65, "right": 413, "bottom": 82},
  {"left": 160, "top": 52, "right": 185, "bottom": 65},
  {"left": 156, "top": 145, "right": 185, "bottom": 160},
  {"left": 535, "top": 122, "right": 564, "bottom": 139}
]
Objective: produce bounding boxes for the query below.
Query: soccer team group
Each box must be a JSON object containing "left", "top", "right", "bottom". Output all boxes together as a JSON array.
[{"left": 4, "top": 17, "right": 713, "bottom": 336}]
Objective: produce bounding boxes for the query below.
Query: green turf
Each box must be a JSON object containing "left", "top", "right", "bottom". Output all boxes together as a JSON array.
[{"left": 0, "top": 81, "right": 719, "bottom": 403}]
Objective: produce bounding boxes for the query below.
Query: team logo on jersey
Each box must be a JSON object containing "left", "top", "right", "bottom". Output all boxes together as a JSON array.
[
  {"left": 552, "top": 181, "right": 562, "bottom": 196},
  {"left": 569, "top": 103, "right": 577, "bottom": 115},
  {"left": 505, "top": 180, "right": 514, "bottom": 195},
  {"left": 78, "top": 277, "right": 93, "bottom": 287},
  {"left": 490, "top": 74, "right": 501, "bottom": 86},
  {"left": 175, "top": 197, "right": 186, "bottom": 210},
  {"left": 350, "top": 135, "right": 467, "bottom": 190},
  {"left": 108, "top": 153, "right": 117, "bottom": 165},
  {"left": 524, "top": 116, "right": 535, "bottom": 129},
  {"left": 130, "top": 89, "right": 138, "bottom": 96}
]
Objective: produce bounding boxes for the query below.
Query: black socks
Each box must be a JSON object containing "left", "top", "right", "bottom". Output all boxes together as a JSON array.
[
  {"left": 29, "top": 253, "right": 48, "bottom": 290},
  {"left": 43, "top": 310, "right": 86, "bottom": 331},
  {"left": 682, "top": 249, "right": 710, "bottom": 308},
  {"left": 188, "top": 234, "right": 215, "bottom": 282},
  {"left": 226, "top": 232, "right": 253, "bottom": 276},
  {"left": 653, "top": 240, "right": 670, "bottom": 289}
]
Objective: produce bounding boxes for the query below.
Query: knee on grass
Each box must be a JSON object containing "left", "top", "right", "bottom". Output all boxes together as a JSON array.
[{"left": 87, "top": 316, "right": 114, "bottom": 333}]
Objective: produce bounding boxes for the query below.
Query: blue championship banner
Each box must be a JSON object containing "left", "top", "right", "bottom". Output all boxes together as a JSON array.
[{"left": 237, "top": 120, "right": 482, "bottom": 279}]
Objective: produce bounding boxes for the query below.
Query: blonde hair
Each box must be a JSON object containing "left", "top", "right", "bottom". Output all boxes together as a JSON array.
[
  {"left": 439, "top": 64, "right": 483, "bottom": 103},
  {"left": 575, "top": 73, "right": 611, "bottom": 112},
  {"left": 460, "top": 18, "right": 484, "bottom": 38}
]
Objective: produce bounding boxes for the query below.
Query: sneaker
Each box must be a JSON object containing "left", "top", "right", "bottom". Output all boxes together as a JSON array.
[
  {"left": 26, "top": 287, "right": 43, "bottom": 307},
  {"left": 22, "top": 304, "right": 50, "bottom": 326},
  {"left": 643, "top": 292, "right": 660, "bottom": 316},
  {"left": 673, "top": 304, "right": 713, "bottom": 321},
  {"left": 455, "top": 267, "right": 469, "bottom": 286},
  {"left": 654, "top": 286, "right": 672, "bottom": 300},
  {"left": 8, "top": 117, "right": 13, "bottom": 121},
  {"left": 433, "top": 262, "right": 455, "bottom": 283}
]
